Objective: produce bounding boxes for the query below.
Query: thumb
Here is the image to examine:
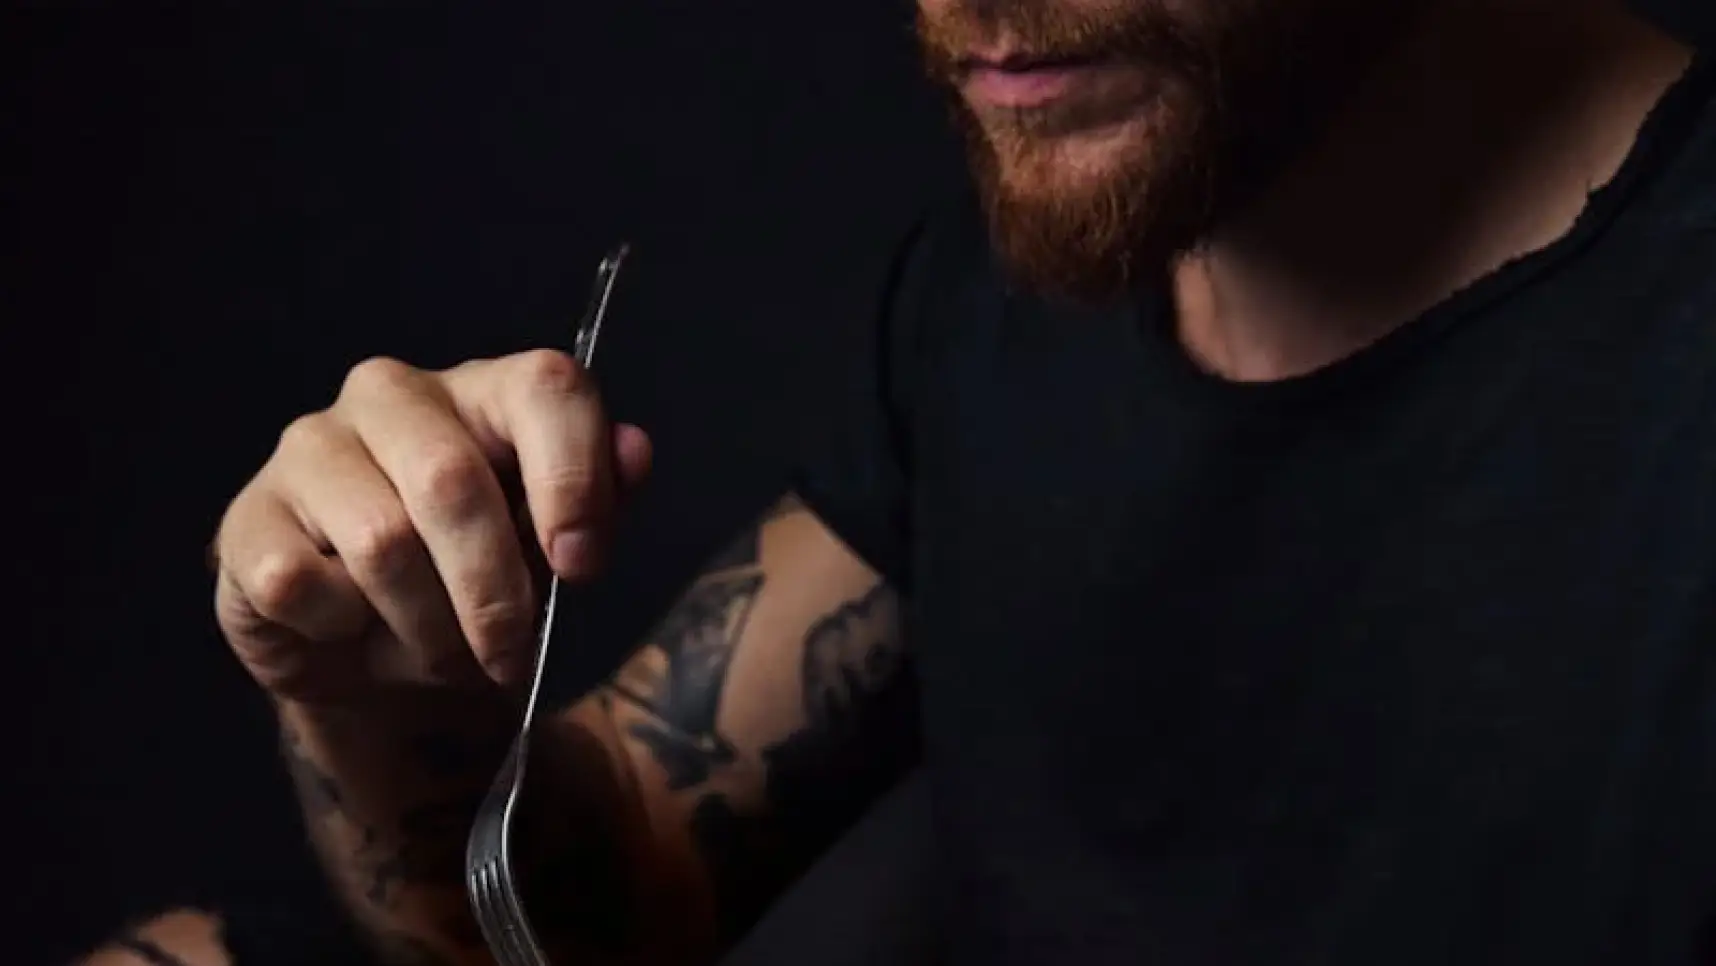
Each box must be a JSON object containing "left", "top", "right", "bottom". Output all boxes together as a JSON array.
[{"left": 528, "top": 424, "right": 650, "bottom": 583}]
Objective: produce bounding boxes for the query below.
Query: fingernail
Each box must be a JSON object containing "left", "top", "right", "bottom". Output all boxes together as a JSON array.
[
  {"left": 483, "top": 653, "right": 524, "bottom": 688},
  {"left": 550, "top": 529, "right": 594, "bottom": 576}
]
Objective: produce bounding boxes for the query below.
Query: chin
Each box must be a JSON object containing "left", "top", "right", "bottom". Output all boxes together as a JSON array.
[
  {"left": 971, "top": 108, "right": 1207, "bottom": 304},
  {"left": 988, "top": 115, "right": 1153, "bottom": 203}
]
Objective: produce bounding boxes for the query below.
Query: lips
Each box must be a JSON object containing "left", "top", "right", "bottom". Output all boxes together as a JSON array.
[
  {"left": 957, "top": 50, "right": 1109, "bottom": 111},
  {"left": 966, "top": 67, "right": 1071, "bottom": 102},
  {"left": 959, "top": 48, "right": 1094, "bottom": 74}
]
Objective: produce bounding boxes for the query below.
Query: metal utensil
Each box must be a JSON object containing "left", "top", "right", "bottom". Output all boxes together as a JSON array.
[{"left": 465, "top": 243, "right": 629, "bottom": 966}]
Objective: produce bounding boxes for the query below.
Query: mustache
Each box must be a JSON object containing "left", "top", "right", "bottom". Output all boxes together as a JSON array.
[{"left": 916, "top": 0, "right": 1207, "bottom": 80}]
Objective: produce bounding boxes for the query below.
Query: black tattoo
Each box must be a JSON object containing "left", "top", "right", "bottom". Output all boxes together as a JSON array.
[
  {"left": 763, "top": 585, "right": 914, "bottom": 788},
  {"left": 112, "top": 936, "right": 191, "bottom": 966},
  {"left": 568, "top": 500, "right": 913, "bottom": 948},
  {"left": 619, "top": 570, "right": 765, "bottom": 789},
  {"left": 281, "top": 723, "right": 476, "bottom": 908},
  {"left": 796, "top": 584, "right": 906, "bottom": 725},
  {"left": 282, "top": 725, "right": 344, "bottom": 821},
  {"left": 359, "top": 796, "right": 482, "bottom": 905},
  {"left": 691, "top": 583, "right": 918, "bottom": 942}
]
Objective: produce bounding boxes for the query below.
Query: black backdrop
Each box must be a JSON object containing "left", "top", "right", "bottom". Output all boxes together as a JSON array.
[{"left": 13, "top": 3, "right": 1715, "bottom": 964}]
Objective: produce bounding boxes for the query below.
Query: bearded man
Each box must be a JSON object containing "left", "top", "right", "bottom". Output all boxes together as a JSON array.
[{"left": 87, "top": 0, "right": 1716, "bottom": 963}]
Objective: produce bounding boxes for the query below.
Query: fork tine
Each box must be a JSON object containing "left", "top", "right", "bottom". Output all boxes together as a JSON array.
[
  {"left": 471, "top": 872, "right": 509, "bottom": 965},
  {"left": 502, "top": 872, "right": 546, "bottom": 966},
  {"left": 487, "top": 867, "right": 536, "bottom": 965},
  {"left": 478, "top": 868, "right": 522, "bottom": 966},
  {"left": 499, "top": 877, "right": 546, "bottom": 962},
  {"left": 484, "top": 866, "right": 532, "bottom": 966}
]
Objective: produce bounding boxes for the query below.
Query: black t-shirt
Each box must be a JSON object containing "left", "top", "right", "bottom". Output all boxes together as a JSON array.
[{"left": 795, "top": 57, "right": 1716, "bottom": 965}]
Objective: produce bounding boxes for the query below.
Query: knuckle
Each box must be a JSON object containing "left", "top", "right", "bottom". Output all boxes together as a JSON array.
[
  {"left": 534, "top": 459, "right": 598, "bottom": 508},
  {"left": 275, "top": 412, "right": 332, "bottom": 456},
  {"left": 461, "top": 594, "right": 533, "bottom": 656},
  {"left": 512, "top": 348, "right": 586, "bottom": 395},
  {"left": 213, "top": 564, "right": 262, "bottom": 635},
  {"left": 410, "top": 447, "right": 492, "bottom": 516},
  {"left": 344, "top": 512, "right": 419, "bottom": 579},
  {"left": 241, "top": 549, "right": 321, "bottom": 620},
  {"left": 342, "top": 355, "right": 416, "bottom": 397}
]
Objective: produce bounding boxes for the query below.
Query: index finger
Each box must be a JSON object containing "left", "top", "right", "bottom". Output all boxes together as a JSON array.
[{"left": 444, "top": 350, "right": 616, "bottom": 580}]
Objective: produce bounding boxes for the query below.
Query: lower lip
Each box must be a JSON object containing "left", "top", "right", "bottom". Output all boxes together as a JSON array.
[{"left": 962, "top": 63, "right": 1092, "bottom": 109}]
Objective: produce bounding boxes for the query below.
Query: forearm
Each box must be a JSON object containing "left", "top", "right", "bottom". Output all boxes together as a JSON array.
[
  {"left": 281, "top": 693, "right": 693, "bottom": 966},
  {"left": 279, "top": 693, "right": 517, "bottom": 965}
]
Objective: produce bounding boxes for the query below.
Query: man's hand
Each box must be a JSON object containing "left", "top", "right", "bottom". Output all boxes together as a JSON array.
[
  {"left": 207, "top": 351, "right": 653, "bottom": 964},
  {"left": 203, "top": 351, "right": 918, "bottom": 966},
  {"left": 214, "top": 351, "right": 652, "bottom": 703}
]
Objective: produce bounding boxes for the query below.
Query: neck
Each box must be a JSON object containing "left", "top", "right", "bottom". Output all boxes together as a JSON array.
[{"left": 1171, "top": 0, "right": 1692, "bottom": 383}]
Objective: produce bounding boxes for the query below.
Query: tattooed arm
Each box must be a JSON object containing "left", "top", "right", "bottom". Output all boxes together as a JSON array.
[
  {"left": 284, "top": 495, "right": 916, "bottom": 966},
  {"left": 592, "top": 495, "right": 917, "bottom": 949}
]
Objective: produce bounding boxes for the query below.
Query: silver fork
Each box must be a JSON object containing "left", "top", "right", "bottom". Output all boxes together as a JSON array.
[{"left": 465, "top": 243, "right": 630, "bottom": 966}]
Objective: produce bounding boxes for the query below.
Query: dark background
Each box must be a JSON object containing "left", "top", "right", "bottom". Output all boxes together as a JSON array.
[{"left": 13, "top": 3, "right": 1716, "bottom": 964}]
